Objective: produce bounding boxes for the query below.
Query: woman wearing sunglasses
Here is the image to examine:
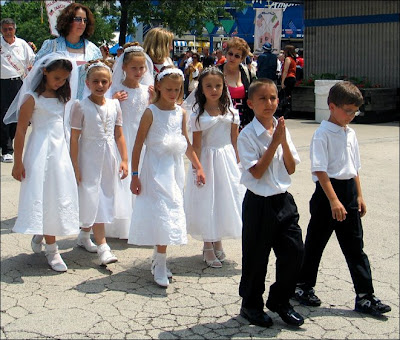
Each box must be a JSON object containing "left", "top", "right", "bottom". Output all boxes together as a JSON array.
[
  {"left": 35, "top": 3, "right": 102, "bottom": 100},
  {"left": 218, "top": 37, "right": 256, "bottom": 130}
]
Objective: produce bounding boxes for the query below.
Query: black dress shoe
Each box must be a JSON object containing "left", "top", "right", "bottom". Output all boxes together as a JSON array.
[
  {"left": 266, "top": 302, "right": 304, "bottom": 326},
  {"left": 240, "top": 307, "right": 273, "bottom": 327}
]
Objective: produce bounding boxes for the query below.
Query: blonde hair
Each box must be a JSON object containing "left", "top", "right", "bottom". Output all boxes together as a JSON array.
[
  {"left": 152, "top": 66, "right": 184, "bottom": 104},
  {"left": 143, "top": 27, "right": 174, "bottom": 64}
]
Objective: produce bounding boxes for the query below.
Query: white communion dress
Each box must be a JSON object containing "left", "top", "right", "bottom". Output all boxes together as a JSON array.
[
  {"left": 184, "top": 109, "right": 245, "bottom": 242},
  {"left": 70, "top": 97, "right": 129, "bottom": 227},
  {"left": 106, "top": 84, "right": 149, "bottom": 239},
  {"left": 128, "top": 104, "right": 188, "bottom": 246},
  {"left": 13, "top": 91, "right": 79, "bottom": 236}
]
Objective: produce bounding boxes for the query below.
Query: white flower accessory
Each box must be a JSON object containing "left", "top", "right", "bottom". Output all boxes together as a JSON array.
[
  {"left": 156, "top": 68, "right": 185, "bottom": 82},
  {"left": 86, "top": 61, "right": 112, "bottom": 74},
  {"left": 124, "top": 46, "right": 144, "bottom": 53}
]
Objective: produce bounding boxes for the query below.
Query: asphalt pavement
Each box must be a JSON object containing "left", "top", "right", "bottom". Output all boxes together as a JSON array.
[{"left": 1, "top": 118, "right": 399, "bottom": 339}]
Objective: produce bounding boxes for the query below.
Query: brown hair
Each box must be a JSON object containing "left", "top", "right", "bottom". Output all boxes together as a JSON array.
[
  {"left": 85, "top": 59, "right": 112, "bottom": 80},
  {"left": 122, "top": 42, "right": 146, "bottom": 65},
  {"left": 248, "top": 78, "right": 278, "bottom": 100},
  {"left": 194, "top": 67, "right": 233, "bottom": 127},
  {"left": 225, "top": 37, "right": 250, "bottom": 60},
  {"left": 35, "top": 59, "right": 72, "bottom": 103},
  {"left": 152, "top": 66, "right": 184, "bottom": 104},
  {"left": 143, "top": 27, "right": 173, "bottom": 64},
  {"left": 283, "top": 45, "right": 296, "bottom": 59},
  {"left": 328, "top": 81, "right": 363, "bottom": 107},
  {"left": 56, "top": 3, "right": 95, "bottom": 39}
]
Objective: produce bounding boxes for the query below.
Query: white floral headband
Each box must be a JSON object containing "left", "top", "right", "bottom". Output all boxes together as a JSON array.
[
  {"left": 157, "top": 68, "right": 185, "bottom": 82},
  {"left": 124, "top": 46, "right": 144, "bottom": 53},
  {"left": 86, "top": 61, "right": 112, "bottom": 74}
]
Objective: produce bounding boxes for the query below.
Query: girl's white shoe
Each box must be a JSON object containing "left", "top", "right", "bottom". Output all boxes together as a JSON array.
[
  {"left": 151, "top": 246, "right": 172, "bottom": 278},
  {"left": 152, "top": 252, "right": 169, "bottom": 287},
  {"left": 76, "top": 230, "right": 97, "bottom": 253},
  {"left": 31, "top": 235, "right": 44, "bottom": 253},
  {"left": 45, "top": 243, "right": 67, "bottom": 272},
  {"left": 97, "top": 243, "right": 118, "bottom": 265}
]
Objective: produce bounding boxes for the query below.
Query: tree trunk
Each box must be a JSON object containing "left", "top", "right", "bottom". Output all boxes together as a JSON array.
[{"left": 119, "top": 0, "right": 128, "bottom": 46}]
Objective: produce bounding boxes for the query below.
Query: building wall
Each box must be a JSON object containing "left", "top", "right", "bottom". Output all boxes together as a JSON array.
[{"left": 304, "top": 0, "right": 400, "bottom": 88}]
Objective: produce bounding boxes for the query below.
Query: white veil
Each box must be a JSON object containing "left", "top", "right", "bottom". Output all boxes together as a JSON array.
[
  {"left": 3, "top": 52, "right": 79, "bottom": 143},
  {"left": 111, "top": 45, "right": 154, "bottom": 89}
]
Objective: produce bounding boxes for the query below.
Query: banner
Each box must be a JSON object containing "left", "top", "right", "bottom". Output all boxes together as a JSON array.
[
  {"left": 45, "top": 0, "right": 74, "bottom": 37},
  {"left": 254, "top": 8, "right": 283, "bottom": 53}
]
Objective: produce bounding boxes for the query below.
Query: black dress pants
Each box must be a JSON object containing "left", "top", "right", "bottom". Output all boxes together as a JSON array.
[
  {"left": 298, "top": 178, "right": 374, "bottom": 295},
  {"left": 239, "top": 190, "right": 304, "bottom": 311},
  {"left": 1, "top": 78, "right": 22, "bottom": 155}
]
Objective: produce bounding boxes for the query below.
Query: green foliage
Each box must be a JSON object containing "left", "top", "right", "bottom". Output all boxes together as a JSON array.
[
  {"left": 1, "top": 1, "right": 52, "bottom": 49},
  {"left": 118, "top": 0, "right": 247, "bottom": 43}
]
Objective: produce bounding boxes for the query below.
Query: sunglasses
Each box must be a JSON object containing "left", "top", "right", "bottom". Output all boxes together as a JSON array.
[
  {"left": 72, "top": 16, "right": 88, "bottom": 24},
  {"left": 227, "top": 51, "right": 242, "bottom": 59}
]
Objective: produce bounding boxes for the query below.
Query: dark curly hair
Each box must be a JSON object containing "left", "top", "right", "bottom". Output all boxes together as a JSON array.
[
  {"left": 194, "top": 66, "right": 233, "bottom": 128},
  {"left": 56, "top": 3, "right": 95, "bottom": 39},
  {"left": 35, "top": 59, "right": 72, "bottom": 103}
]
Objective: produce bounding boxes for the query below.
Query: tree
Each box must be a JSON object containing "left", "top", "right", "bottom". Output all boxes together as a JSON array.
[
  {"left": 1, "top": 0, "right": 117, "bottom": 49},
  {"left": 117, "top": 0, "right": 247, "bottom": 45}
]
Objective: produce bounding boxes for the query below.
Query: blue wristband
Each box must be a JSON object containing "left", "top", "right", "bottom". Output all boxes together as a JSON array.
[{"left": 132, "top": 171, "right": 139, "bottom": 176}]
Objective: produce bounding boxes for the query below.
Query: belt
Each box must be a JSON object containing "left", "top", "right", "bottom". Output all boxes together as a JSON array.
[{"left": 1, "top": 77, "right": 22, "bottom": 81}]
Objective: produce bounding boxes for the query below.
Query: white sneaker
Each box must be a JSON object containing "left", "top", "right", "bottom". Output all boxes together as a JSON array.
[
  {"left": 45, "top": 243, "right": 67, "bottom": 272},
  {"left": 1, "top": 154, "right": 13, "bottom": 163},
  {"left": 31, "top": 235, "right": 44, "bottom": 253},
  {"left": 151, "top": 246, "right": 172, "bottom": 278},
  {"left": 152, "top": 252, "right": 169, "bottom": 288},
  {"left": 76, "top": 230, "right": 97, "bottom": 253},
  {"left": 97, "top": 243, "right": 118, "bottom": 265}
]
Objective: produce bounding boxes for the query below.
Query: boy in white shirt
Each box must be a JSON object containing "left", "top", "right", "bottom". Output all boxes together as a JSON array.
[
  {"left": 237, "top": 79, "right": 304, "bottom": 327},
  {"left": 295, "top": 81, "right": 391, "bottom": 317}
]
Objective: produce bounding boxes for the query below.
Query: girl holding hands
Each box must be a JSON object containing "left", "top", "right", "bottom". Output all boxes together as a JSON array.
[
  {"left": 128, "top": 66, "right": 205, "bottom": 288},
  {"left": 70, "top": 61, "right": 129, "bottom": 265}
]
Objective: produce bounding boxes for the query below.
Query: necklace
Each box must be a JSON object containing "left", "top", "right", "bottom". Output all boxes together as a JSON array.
[
  {"left": 92, "top": 100, "right": 109, "bottom": 133},
  {"left": 65, "top": 37, "right": 84, "bottom": 49}
]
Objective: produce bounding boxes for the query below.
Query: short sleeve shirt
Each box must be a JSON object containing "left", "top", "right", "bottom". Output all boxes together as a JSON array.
[
  {"left": 310, "top": 120, "right": 361, "bottom": 182},
  {"left": 238, "top": 117, "right": 300, "bottom": 197},
  {"left": 1, "top": 37, "right": 35, "bottom": 79}
]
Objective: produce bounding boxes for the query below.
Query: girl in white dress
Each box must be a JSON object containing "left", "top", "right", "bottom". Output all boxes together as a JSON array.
[
  {"left": 70, "top": 61, "right": 129, "bottom": 266},
  {"left": 106, "top": 44, "right": 154, "bottom": 239},
  {"left": 184, "top": 66, "right": 245, "bottom": 268},
  {"left": 6, "top": 53, "right": 79, "bottom": 272},
  {"left": 128, "top": 66, "right": 205, "bottom": 288}
]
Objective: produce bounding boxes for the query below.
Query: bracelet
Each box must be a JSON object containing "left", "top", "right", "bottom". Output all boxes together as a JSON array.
[{"left": 132, "top": 171, "right": 139, "bottom": 176}]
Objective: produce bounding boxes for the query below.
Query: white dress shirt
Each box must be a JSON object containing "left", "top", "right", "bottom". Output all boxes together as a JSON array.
[
  {"left": 1, "top": 36, "right": 35, "bottom": 79},
  {"left": 238, "top": 117, "right": 300, "bottom": 197},
  {"left": 310, "top": 120, "right": 361, "bottom": 182}
]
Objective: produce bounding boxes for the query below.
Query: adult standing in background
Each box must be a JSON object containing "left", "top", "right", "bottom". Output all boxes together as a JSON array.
[
  {"left": 218, "top": 37, "right": 256, "bottom": 130},
  {"left": 35, "top": 2, "right": 102, "bottom": 100},
  {"left": 143, "top": 27, "right": 174, "bottom": 76},
  {"left": 215, "top": 49, "right": 226, "bottom": 66},
  {"left": 1, "top": 18, "right": 35, "bottom": 163},
  {"left": 202, "top": 46, "right": 215, "bottom": 68},
  {"left": 281, "top": 45, "right": 297, "bottom": 118},
  {"left": 256, "top": 42, "right": 277, "bottom": 82}
]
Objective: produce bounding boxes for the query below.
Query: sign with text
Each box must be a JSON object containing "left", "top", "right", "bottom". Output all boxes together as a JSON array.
[{"left": 45, "top": 0, "right": 74, "bottom": 36}]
